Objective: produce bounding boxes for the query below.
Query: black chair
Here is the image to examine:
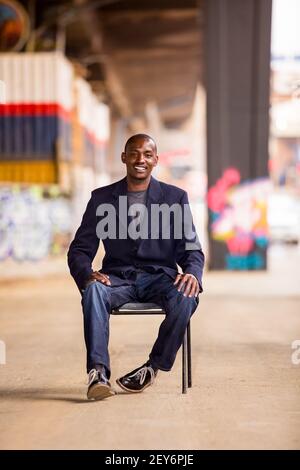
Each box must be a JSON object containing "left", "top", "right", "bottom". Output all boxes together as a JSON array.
[{"left": 111, "top": 302, "right": 192, "bottom": 394}]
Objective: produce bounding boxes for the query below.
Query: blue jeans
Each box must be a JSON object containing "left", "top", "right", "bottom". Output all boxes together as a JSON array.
[{"left": 81, "top": 272, "right": 199, "bottom": 377}]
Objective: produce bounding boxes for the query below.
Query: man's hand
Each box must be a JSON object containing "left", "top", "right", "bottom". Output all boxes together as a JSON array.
[
  {"left": 174, "top": 273, "right": 199, "bottom": 297},
  {"left": 85, "top": 271, "right": 111, "bottom": 287}
]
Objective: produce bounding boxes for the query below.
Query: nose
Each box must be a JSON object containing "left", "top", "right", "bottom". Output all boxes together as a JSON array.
[{"left": 135, "top": 153, "right": 146, "bottom": 164}]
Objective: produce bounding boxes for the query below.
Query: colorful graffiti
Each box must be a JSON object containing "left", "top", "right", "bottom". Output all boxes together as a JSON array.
[
  {"left": 0, "top": 186, "right": 72, "bottom": 261},
  {"left": 207, "top": 168, "right": 271, "bottom": 269}
]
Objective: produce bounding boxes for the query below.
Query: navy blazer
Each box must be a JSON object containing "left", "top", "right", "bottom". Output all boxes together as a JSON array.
[{"left": 68, "top": 176, "right": 205, "bottom": 293}]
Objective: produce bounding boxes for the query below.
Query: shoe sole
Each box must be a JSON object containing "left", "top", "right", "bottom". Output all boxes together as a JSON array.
[
  {"left": 87, "top": 383, "right": 115, "bottom": 400},
  {"left": 115, "top": 378, "right": 152, "bottom": 393}
]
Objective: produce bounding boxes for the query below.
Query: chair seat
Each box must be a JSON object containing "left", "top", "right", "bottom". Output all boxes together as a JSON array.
[{"left": 111, "top": 302, "right": 165, "bottom": 314}]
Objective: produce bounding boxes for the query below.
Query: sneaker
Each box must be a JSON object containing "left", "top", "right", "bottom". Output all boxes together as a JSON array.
[
  {"left": 116, "top": 362, "right": 158, "bottom": 393},
  {"left": 87, "top": 366, "right": 115, "bottom": 400}
]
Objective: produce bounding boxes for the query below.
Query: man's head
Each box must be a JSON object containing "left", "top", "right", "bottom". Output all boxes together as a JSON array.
[{"left": 121, "top": 134, "right": 158, "bottom": 182}]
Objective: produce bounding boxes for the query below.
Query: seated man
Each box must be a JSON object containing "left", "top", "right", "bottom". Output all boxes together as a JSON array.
[{"left": 68, "top": 134, "right": 205, "bottom": 400}]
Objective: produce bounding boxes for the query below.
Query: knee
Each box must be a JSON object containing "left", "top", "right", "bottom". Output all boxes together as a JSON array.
[
  {"left": 178, "top": 292, "right": 198, "bottom": 313},
  {"left": 165, "top": 288, "right": 198, "bottom": 314},
  {"left": 82, "top": 280, "right": 110, "bottom": 302}
]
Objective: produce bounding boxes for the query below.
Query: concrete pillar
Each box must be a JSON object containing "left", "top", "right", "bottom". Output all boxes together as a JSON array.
[
  {"left": 108, "top": 114, "right": 128, "bottom": 181},
  {"left": 206, "top": 0, "right": 272, "bottom": 270}
]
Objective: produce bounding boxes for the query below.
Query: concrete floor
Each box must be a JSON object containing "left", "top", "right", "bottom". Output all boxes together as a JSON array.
[{"left": 0, "top": 245, "right": 300, "bottom": 449}]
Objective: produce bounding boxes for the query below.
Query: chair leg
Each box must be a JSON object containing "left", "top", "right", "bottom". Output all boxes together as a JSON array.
[
  {"left": 187, "top": 321, "right": 192, "bottom": 388},
  {"left": 182, "top": 329, "right": 187, "bottom": 394}
]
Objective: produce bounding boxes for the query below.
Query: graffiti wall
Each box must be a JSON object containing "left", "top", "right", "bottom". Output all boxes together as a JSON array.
[
  {"left": 0, "top": 186, "right": 72, "bottom": 261},
  {"left": 207, "top": 168, "right": 271, "bottom": 270}
]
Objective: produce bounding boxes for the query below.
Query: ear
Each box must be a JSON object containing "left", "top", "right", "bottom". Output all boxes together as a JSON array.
[
  {"left": 121, "top": 152, "right": 126, "bottom": 163},
  {"left": 153, "top": 155, "right": 159, "bottom": 167}
]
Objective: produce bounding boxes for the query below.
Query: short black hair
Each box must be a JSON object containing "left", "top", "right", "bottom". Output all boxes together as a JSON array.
[{"left": 124, "top": 134, "right": 157, "bottom": 153}]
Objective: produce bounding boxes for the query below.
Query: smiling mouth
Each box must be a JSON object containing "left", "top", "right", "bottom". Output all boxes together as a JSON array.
[{"left": 134, "top": 165, "right": 147, "bottom": 172}]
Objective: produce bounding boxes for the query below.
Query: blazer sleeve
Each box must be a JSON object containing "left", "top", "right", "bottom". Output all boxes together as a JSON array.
[
  {"left": 67, "top": 193, "right": 100, "bottom": 292},
  {"left": 175, "top": 191, "right": 205, "bottom": 292}
]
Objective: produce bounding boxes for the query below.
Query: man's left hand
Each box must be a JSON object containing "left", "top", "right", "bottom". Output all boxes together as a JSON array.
[{"left": 174, "top": 273, "right": 200, "bottom": 297}]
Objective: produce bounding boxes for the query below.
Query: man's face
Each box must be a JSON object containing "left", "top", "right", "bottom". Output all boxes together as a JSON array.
[{"left": 121, "top": 137, "right": 158, "bottom": 181}]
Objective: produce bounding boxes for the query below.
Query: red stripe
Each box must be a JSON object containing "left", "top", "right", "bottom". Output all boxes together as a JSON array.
[
  {"left": 0, "top": 106, "right": 108, "bottom": 146},
  {"left": 0, "top": 103, "right": 71, "bottom": 120}
]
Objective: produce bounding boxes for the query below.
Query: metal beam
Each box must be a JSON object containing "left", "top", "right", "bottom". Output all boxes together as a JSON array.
[{"left": 74, "top": 0, "right": 145, "bottom": 132}]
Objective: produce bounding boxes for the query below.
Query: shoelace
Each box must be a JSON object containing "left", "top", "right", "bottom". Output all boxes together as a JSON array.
[
  {"left": 87, "top": 369, "right": 98, "bottom": 386},
  {"left": 128, "top": 366, "right": 155, "bottom": 385},
  {"left": 87, "top": 368, "right": 107, "bottom": 386}
]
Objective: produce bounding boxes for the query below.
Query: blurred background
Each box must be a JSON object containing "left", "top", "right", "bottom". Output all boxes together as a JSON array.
[
  {"left": 0, "top": 0, "right": 300, "bottom": 274},
  {"left": 0, "top": 0, "right": 300, "bottom": 450}
]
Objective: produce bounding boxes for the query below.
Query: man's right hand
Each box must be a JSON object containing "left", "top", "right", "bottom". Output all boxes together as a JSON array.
[{"left": 85, "top": 271, "right": 111, "bottom": 287}]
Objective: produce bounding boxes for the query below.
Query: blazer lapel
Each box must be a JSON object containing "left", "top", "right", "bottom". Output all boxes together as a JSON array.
[
  {"left": 145, "top": 176, "right": 164, "bottom": 240},
  {"left": 146, "top": 176, "right": 164, "bottom": 205},
  {"left": 111, "top": 177, "right": 128, "bottom": 238}
]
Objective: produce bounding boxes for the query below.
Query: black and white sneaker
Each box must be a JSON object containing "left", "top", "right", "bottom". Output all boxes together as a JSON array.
[
  {"left": 87, "top": 367, "right": 115, "bottom": 400},
  {"left": 116, "top": 362, "right": 158, "bottom": 393}
]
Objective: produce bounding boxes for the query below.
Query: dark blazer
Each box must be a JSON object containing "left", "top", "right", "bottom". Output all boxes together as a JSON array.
[{"left": 68, "top": 176, "right": 205, "bottom": 293}]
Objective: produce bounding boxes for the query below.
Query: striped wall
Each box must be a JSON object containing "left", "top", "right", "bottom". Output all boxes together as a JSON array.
[
  {"left": 75, "top": 77, "right": 110, "bottom": 170},
  {"left": 0, "top": 52, "right": 110, "bottom": 185}
]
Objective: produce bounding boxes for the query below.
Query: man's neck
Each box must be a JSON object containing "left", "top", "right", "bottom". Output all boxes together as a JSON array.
[{"left": 126, "top": 175, "right": 151, "bottom": 192}]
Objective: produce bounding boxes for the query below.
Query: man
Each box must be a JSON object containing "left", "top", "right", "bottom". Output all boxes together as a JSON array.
[{"left": 68, "top": 134, "right": 205, "bottom": 400}]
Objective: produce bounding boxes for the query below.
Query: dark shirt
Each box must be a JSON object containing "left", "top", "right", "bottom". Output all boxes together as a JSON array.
[
  {"left": 127, "top": 190, "right": 147, "bottom": 273},
  {"left": 127, "top": 189, "right": 147, "bottom": 208}
]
